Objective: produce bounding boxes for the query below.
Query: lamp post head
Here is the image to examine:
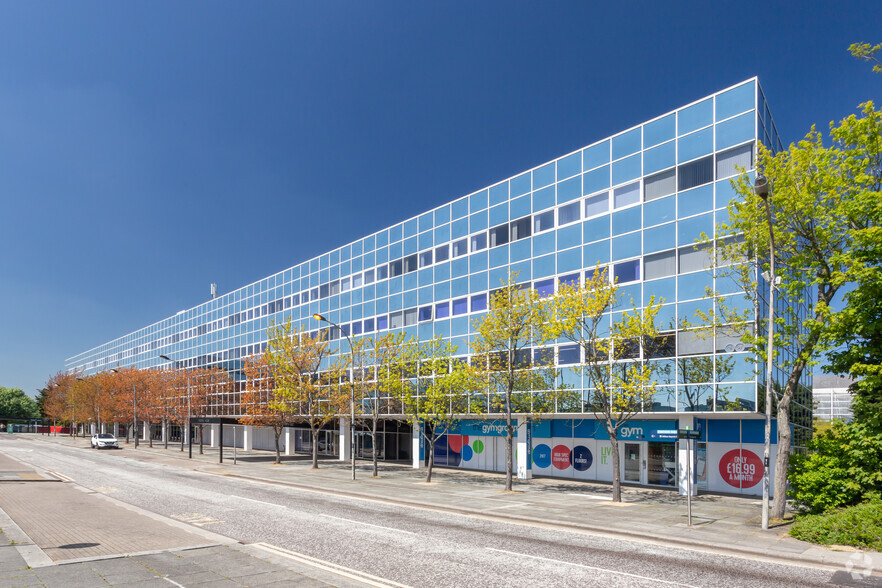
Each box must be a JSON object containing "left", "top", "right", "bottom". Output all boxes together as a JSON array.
[
  {"left": 754, "top": 176, "right": 770, "bottom": 200},
  {"left": 111, "top": 368, "right": 119, "bottom": 374},
  {"left": 159, "top": 354, "right": 171, "bottom": 361},
  {"left": 313, "top": 313, "right": 326, "bottom": 322}
]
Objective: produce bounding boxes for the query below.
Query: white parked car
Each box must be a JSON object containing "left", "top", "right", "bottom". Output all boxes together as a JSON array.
[{"left": 90, "top": 433, "right": 120, "bottom": 449}]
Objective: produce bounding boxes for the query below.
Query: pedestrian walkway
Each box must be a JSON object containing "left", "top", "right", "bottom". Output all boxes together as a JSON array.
[
  {"left": 24, "top": 433, "right": 882, "bottom": 576},
  {"left": 0, "top": 438, "right": 392, "bottom": 586}
]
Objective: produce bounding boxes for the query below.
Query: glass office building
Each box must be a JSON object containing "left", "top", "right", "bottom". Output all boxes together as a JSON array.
[{"left": 66, "top": 78, "right": 810, "bottom": 496}]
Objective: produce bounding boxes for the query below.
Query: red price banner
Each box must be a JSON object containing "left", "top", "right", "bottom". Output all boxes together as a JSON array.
[{"left": 719, "top": 449, "right": 762, "bottom": 488}]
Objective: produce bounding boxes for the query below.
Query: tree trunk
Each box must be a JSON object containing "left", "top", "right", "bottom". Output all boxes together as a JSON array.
[
  {"left": 426, "top": 428, "right": 435, "bottom": 483},
  {"left": 180, "top": 423, "right": 185, "bottom": 452},
  {"left": 371, "top": 418, "right": 379, "bottom": 477},
  {"left": 505, "top": 387, "right": 514, "bottom": 492},
  {"left": 199, "top": 425, "right": 204, "bottom": 455},
  {"left": 274, "top": 428, "right": 281, "bottom": 464},
  {"left": 311, "top": 426, "right": 319, "bottom": 469},
  {"left": 148, "top": 422, "right": 153, "bottom": 447},
  {"left": 610, "top": 433, "right": 622, "bottom": 502},
  {"left": 125, "top": 424, "right": 130, "bottom": 443},
  {"left": 163, "top": 419, "right": 168, "bottom": 449}
]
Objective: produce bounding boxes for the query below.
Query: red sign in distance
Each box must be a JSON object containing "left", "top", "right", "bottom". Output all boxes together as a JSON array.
[
  {"left": 719, "top": 449, "right": 763, "bottom": 488},
  {"left": 551, "top": 444, "right": 571, "bottom": 470}
]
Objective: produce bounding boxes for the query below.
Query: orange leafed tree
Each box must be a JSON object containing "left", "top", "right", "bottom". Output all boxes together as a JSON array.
[{"left": 242, "top": 354, "right": 294, "bottom": 464}]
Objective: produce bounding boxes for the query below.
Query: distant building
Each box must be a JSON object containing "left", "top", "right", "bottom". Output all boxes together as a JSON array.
[
  {"left": 66, "top": 78, "right": 810, "bottom": 496},
  {"left": 812, "top": 375, "right": 854, "bottom": 421}
]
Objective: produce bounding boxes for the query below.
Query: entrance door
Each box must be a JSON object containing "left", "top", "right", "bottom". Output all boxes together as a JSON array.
[{"left": 623, "top": 442, "right": 643, "bottom": 483}]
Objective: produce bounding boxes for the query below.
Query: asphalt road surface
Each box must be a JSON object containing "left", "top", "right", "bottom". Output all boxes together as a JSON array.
[{"left": 1, "top": 436, "right": 875, "bottom": 588}]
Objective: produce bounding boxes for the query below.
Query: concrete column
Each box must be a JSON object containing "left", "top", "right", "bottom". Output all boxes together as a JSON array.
[
  {"left": 678, "top": 415, "right": 697, "bottom": 496},
  {"left": 412, "top": 422, "right": 425, "bottom": 469},
  {"left": 242, "top": 425, "right": 253, "bottom": 451},
  {"left": 516, "top": 416, "right": 533, "bottom": 479},
  {"left": 142, "top": 421, "right": 149, "bottom": 442},
  {"left": 161, "top": 421, "right": 168, "bottom": 444},
  {"left": 286, "top": 427, "right": 295, "bottom": 456},
  {"left": 339, "top": 418, "right": 350, "bottom": 461},
  {"left": 210, "top": 424, "right": 220, "bottom": 448}
]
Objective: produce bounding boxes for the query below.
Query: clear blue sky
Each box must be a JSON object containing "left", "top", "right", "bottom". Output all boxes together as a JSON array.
[{"left": 1, "top": 2, "right": 879, "bottom": 396}]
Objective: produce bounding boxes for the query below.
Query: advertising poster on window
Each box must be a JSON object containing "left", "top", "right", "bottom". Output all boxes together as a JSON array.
[{"left": 696, "top": 443, "right": 707, "bottom": 490}]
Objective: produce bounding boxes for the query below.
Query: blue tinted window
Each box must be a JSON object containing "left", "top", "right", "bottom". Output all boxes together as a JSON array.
[
  {"left": 583, "top": 215, "right": 610, "bottom": 242},
  {"left": 583, "top": 140, "right": 609, "bottom": 170},
  {"left": 559, "top": 344, "right": 580, "bottom": 364},
  {"left": 678, "top": 271, "right": 713, "bottom": 301},
  {"left": 612, "top": 154, "right": 641, "bottom": 185},
  {"left": 557, "top": 151, "right": 582, "bottom": 179},
  {"left": 533, "top": 185, "right": 555, "bottom": 211},
  {"left": 532, "top": 231, "right": 555, "bottom": 256},
  {"left": 614, "top": 259, "right": 640, "bottom": 283},
  {"left": 470, "top": 190, "right": 487, "bottom": 212},
  {"left": 559, "top": 273, "right": 580, "bottom": 287},
  {"left": 557, "top": 175, "right": 581, "bottom": 204},
  {"left": 678, "top": 98, "right": 713, "bottom": 135},
  {"left": 532, "top": 253, "right": 555, "bottom": 277},
  {"left": 612, "top": 206, "right": 641, "bottom": 235},
  {"left": 612, "top": 128, "right": 641, "bottom": 160},
  {"left": 716, "top": 81, "right": 754, "bottom": 121},
  {"left": 643, "top": 141, "right": 675, "bottom": 175},
  {"left": 678, "top": 184, "right": 714, "bottom": 218},
  {"left": 489, "top": 204, "right": 508, "bottom": 226},
  {"left": 364, "top": 318, "right": 375, "bottom": 332},
  {"left": 582, "top": 165, "right": 610, "bottom": 195},
  {"left": 612, "top": 233, "right": 641, "bottom": 260},
  {"left": 557, "top": 224, "right": 581, "bottom": 250},
  {"left": 511, "top": 172, "right": 531, "bottom": 197},
  {"left": 643, "top": 114, "right": 675, "bottom": 148},
  {"left": 435, "top": 302, "right": 450, "bottom": 319},
  {"left": 716, "top": 112, "right": 755, "bottom": 151},
  {"left": 557, "top": 247, "right": 581, "bottom": 273},
  {"left": 419, "top": 306, "right": 432, "bottom": 321},
  {"left": 583, "top": 240, "right": 610, "bottom": 266},
  {"left": 471, "top": 294, "right": 487, "bottom": 312},
  {"left": 434, "top": 205, "right": 450, "bottom": 225},
  {"left": 678, "top": 213, "right": 713, "bottom": 246},
  {"left": 534, "top": 162, "right": 556, "bottom": 189},
  {"left": 644, "top": 276, "right": 675, "bottom": 305},
  {"left": 643, "top": 222, "right": 676, "bottom": 253},
  {"left": 452, "top": 298, "right": 468, "bottom": 315},
  {"left": 470, "top": 211, "right": 487, "bottom": 233},
  {"left": 535, "top": 278, "right": 554, "bottom": 298},
  {"left": 510, "top": 194, "right": 530, "bottom": 218},
  {"left": 678, "top": 127, "right": 713, "bottom": 163},
  {"left": 534, "top": 210, "right": 554, "bottom": 233},
  {"left": 377, "top": 315, "right": 388, "bottom": 330},
  {"left": 451, "top": 197, "right": 469, "bottom": 219},
  {"left": 489, "top": 182, "right": 508, "bottom": 206}
]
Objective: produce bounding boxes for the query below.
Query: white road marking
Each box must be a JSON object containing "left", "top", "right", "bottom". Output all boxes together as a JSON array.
[
  {"left": 253, "top": 542, "right": 411, "bottom": 588},
  {"left": 484, "top": 547, "right": 701, "bottom": 587},
  {"left": 230, "top": 495, "right": 287, "bottom": 508},
  {"left": 485, "top": 502, "right": 527, "bottom": 510},
  {"left": 161, "top": 576, "right": 186, "bottom": 588},
  {"left": 320, "top": 514, "right": 415, "bottom": 535}
]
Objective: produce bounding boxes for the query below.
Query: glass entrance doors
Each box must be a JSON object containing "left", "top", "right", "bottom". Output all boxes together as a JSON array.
[
  {"left": 623, "top": 442, "right": 642, "bottom": 483},
  {"left": 647, "top": 442, "right": 677, "bottom": 487}
]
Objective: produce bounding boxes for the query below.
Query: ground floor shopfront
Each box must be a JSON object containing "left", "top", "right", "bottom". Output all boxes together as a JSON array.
[
  {"left": 425, "top": 416, "right": 781, "bottom": 497},
  {"left": 182, "top": 414, "right": 780, "bottom": 497}
]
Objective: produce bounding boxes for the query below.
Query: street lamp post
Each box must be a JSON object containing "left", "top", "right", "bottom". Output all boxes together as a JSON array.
[
  {"left": 111, "top": 368, "right": 138, "bottom": 449},
  {"left": 755, "top": 175, "right": 775, "bottom": 531},
  {"left": 313, "top": 313, "right": 357, "bottom": 481},
  {"left": 160, "top": 354, "right": 192, "bottom": 459}
]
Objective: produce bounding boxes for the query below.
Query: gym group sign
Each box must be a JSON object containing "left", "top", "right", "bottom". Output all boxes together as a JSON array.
[{"left": 719, "top": 449, "right": 763, "bottom": 488}]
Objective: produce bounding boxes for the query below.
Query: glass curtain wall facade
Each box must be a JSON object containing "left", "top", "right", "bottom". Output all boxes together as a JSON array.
[{"left": 66, "top": 78, "right": 807, "bottom": 495}]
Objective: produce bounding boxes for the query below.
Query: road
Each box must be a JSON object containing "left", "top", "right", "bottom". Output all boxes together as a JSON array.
[{"left": 0, "top": 436, "right": 873, "bottom": 587}]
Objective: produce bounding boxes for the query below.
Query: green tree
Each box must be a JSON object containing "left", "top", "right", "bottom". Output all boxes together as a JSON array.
[
  {"left": 0, "top": 386, "right": 40, "bottom": 420},
  {"left": 547, "top": 267, "right": 662, "bottom": 502},
  {"left": 391, "top": 336, "right": 479, "bottom": 483},
  {"left": 471, "top": 273, "right": 562, "bottom": 492},
  {"left": 789, "top": 420, "right": 882, "bottom": 514},
  {"left": 263, "top": 319, "right": 346, "bottom": 469},
  {"left": 714, "top": 102, "right": 881, "bottom": 519},
  {"left": 850, "top": 42, "right": 882, "bottom": 74}
]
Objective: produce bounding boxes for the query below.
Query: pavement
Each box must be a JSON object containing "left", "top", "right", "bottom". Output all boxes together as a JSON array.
[
  {"left": 5, "top": 432, "right": 882, "bottom": 584},
  {"left": 0, "top": 437, "right": 399, "bottom": 587}
]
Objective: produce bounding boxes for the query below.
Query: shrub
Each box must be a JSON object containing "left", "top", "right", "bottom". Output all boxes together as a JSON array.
[
  {"left": 788, "top": 421, "right": 882, "bottom": 513},
  {"left": 790, "top": 501, "right": 882, "bottom": 551}
]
